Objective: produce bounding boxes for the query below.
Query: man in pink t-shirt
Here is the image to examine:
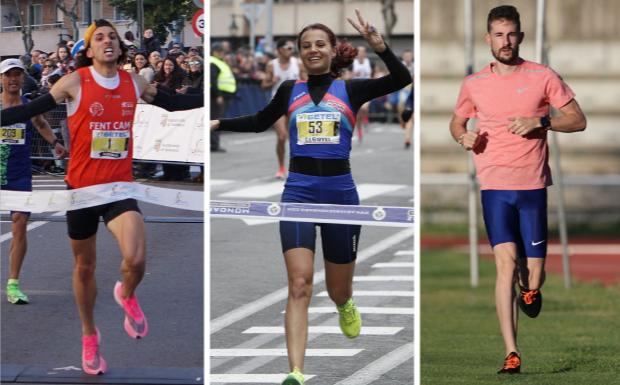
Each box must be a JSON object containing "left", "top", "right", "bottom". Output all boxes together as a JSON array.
[{"left": 450, "top": 5, "right": 586, "bottom": 374}]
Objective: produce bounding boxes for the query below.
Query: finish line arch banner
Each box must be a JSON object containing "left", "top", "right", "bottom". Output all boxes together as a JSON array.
[{"left": 132, "top": 104, "right": 204, "bottom": 163}]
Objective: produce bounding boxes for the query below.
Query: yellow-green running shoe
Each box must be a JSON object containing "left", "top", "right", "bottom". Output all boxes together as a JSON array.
[
  {"left": 337, "top": 297, "right": 361, "bottom": 338},
  {"left": 282, "top": 367, "right": 304, "bottom": 385},
  {"left": 7, "top": 279, "right": 29, "bottom": 304}
]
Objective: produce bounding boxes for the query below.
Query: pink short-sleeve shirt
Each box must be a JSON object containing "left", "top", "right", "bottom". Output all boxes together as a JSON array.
[{"left": 454, "top": 60, "right": 575, "bottom": 190}]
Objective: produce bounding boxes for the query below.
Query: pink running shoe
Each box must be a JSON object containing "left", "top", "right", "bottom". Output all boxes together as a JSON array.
[
  {"left": 82, "top": 328, "right": 107, "bottom": 375},
  {"left": 275, "top": 166, "right": 286, "bottom": 180},
  {"left": 113, "top": 281, "right": 148, "bottom": 339}
]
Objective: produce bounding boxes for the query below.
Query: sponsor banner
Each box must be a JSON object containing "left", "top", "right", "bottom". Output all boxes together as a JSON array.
[
  {"left": 132, "top": 104, "right": 204, "bottom": 164},
  {"left": 0, "top": 183, "right": 203, "bottom": 213},
  {"left": 210, "top": 200, "right": 414, "bottom": 227}
]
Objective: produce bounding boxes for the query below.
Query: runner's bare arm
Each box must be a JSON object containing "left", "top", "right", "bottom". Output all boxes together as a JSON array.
[
  {"left": 507, "top": 99, "right": 586, "bottom": 136},
  {"left": 450, "top": 113, "right": 480, "bottom": 150},
  {"left": 0, "top": 71, "right": 79, "bottom": 126},
  {"left": 543, "top": 99, "right": 586, "bottom": 133},
  {"left": 31, "top": 114, "right": 68, "bottom": 159},
  {"left": 134, "top": 72, "right": 203, "bottom": 111}
]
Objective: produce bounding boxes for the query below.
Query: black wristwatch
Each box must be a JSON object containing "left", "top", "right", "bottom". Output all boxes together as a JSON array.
[
  {"left": 540, "top": 115, "right": 551, "bottom": 131},
  {"left": 52, "top": 138, "right": 62, "bottom": 146}
]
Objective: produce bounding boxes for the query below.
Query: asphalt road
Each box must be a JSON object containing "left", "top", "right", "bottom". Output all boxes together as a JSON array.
[
  {"left": 210, "top": 123, "right": 414, "bottom": 384},
  {"left": 1, "top": 174, "right": 204, "bottom": 384}
]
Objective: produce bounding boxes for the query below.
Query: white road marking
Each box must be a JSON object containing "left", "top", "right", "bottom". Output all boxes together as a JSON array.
[
  {"left": 242, "top": 326, "right": 402, "bottom": 335},
  {"left": 219, "top": 182, "right": 284, "bottom": 198},
  {"left": 210, "top": 228, "right": 414, "bottom": 333},
  {"left": 32, "top": 184, "right": 66, "bottom": 188},
  {"left": 304, "top": 307, "right": 414, "bottom": 315},
  {"left": 316, "top": 290, "right": 414, "bottom": 297},
  {"left": 209, "top": 374, "right": 316, "bottom": 383},
  {"left": 210, "top": 179, "right": 235, "bottom": 186},
  {"left": 242, "top": 218, "right": 278, "bottom": 226},
  {"left": 0, "top": 211, "right": 64, "bottom": 244},
  {"left": 1, "top": 221, "right": 48, "bottom": 244},
  {"left": 354, "top": 275, "right": 414, "bottom": 282},
  {"left": 356, "top": 183, "right": 406, "bottom": 200},
  {"left": 210, "top": 349, "right": 362, "bottom": 357},
  {"left": 395, "top": 250, "right": 414, "bottom": 256},
  {"left": 372, "top": 262, "right": 414, "bottom": 268},
  {"left": 333, "top": 342, "right": 414, "bottom": 385}
]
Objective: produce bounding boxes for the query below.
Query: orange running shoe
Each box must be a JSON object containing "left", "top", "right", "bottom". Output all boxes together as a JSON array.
[
  {"left": 497, "top": 352, "right": 521, "bottom": 374},
  {"left": 518, "top": 287, "right": 542, "bottom": 318}
]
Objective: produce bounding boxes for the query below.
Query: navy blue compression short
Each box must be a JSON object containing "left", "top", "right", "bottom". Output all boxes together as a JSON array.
[
  {"left": 280, "top": 172, "right": 361, "bottom": 264},
  {"left": 481, "top": 188, "right": 548, "bottom": 258}
]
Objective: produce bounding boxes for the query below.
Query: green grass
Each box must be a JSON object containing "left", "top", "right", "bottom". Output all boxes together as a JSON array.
[{"left": 421, "top": 249, "right": 620, "bottom": 385}]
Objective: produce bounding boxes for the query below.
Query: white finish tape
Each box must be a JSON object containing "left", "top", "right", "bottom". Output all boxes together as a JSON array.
[{"left": 0, "top": 182, "right": 203, "bottom": 212}]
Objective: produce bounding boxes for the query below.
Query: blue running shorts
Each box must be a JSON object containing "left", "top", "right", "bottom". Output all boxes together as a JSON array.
[
  {"left": 280, "top": 172, "right": 361, "bottom": 264},
  {"left": 481, "top": 188, "right": 547, "bottom": 258}
]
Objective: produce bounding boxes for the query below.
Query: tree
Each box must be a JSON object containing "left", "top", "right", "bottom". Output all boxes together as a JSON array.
[
  {"left": 109, "top": 0, "right": 196, "bottom": 44},
  {"left": 56, "top": 0, "right": 81, "bottom": 42},
  {"left": 381, "top": 0, "right": 398, "bottom": 45},
  {"left": 14, "top": 0, "right": 34, "bottom": 54}
]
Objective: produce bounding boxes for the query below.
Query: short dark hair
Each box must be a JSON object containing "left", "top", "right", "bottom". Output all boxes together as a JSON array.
[
  {"left": 487, "top": 5, "right": 521, "bottom": 32},
  {"left": 276, "top": 38, "right": 291, "bottom": 49}
]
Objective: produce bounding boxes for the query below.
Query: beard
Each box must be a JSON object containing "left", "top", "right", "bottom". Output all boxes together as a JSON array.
[{"left": 492, "top": 45, "right": 520, "bottom": 65}]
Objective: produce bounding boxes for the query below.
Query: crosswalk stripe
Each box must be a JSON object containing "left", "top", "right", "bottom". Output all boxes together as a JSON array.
[
  {"left": 32, "top": 185, "right": 66, "bottom": 188},
  {"left": 371, "top": 262, "right": 414, "bottom": 268},
  {"left": 394, "top": 250, "right": 414, "bottom": 256},
  {"left": 210, "top": 179, "right": 235, "bottom": 186},
  {"left": 210, "top": 349, "right": 362, "bottom": 357},
  {"left": 304, "top": 307, "right": 414, "bottom": 315},
  {"left": 211, "top": 228, "right": 414, "bottom": 333},
  {"left": 354, "top": 276, "right": 413, "bottom": 282},
  {"left": 32, "top": 179, "right": 64, "bottom": 182},
  {"left": 242, "top": 326, "right": 402, "bottom": 335},
  {"left": 333, "top": 342, "right": 413, "bottom": 385},
  {"left": 210, "top": 374, "right": 316, "bottom": 383},
  {"left": 218, "top": 182, "right": 284, "bottom": 198},
  {"left": 316, "top": 290, "right": 414, "bottom": 297}
]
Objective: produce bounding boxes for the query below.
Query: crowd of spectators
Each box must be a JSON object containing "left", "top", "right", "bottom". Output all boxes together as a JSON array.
[{"left": 14, "top": 28, "right": 204, "bottom": 181}]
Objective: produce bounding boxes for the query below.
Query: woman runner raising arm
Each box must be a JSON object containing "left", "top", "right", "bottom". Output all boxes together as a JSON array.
[{"left": 211, "top": 10, "right": 411, "bottom": 385}]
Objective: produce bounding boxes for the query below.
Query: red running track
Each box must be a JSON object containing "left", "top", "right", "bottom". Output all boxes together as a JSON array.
[{"left": 422, "top": 237, "right": 620, "bottom": 286}]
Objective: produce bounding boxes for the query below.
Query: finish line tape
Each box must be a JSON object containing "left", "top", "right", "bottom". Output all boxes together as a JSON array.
[
  {"left": 210, "top": 200, "right": 414, "bottom": 227},
  {"left": 0, "top": 182, "right": 203, "bottom": 213}
]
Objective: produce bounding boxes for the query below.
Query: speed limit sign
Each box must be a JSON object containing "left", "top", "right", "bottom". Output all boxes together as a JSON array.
[{"left": 192, "top": 9, "right": 204, "bottom": 37}]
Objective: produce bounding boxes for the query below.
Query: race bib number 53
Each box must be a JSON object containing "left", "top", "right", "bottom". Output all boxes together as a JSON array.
[
  {"left": 91, "top": 130, "right": 130, "bottom": 159},
  {"left": 0, "top": 124, "right": 26, "bottom": 145},
  {"left": 296, "top": 112, "right": 340, "bottom": 145}
]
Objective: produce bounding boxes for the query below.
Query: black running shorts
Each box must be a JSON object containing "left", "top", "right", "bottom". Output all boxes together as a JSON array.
[{"left": 66, "top": 198, "right": 141, "bottom": 240}]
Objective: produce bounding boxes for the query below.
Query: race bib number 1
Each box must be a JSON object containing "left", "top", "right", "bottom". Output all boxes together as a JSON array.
[
  {"left": 0, "top": 124, "right": 26, "bottom": 145},
  {"left": 91, "top": 130, "right": 130, "bottom": 159},
  {"left": 296, "top": 112, "right": 340, "bottom": 145}
]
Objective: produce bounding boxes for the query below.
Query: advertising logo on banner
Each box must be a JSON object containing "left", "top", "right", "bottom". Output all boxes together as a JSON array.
[{"left": 132, "top": 104, "right": 204, "bottom": 164}]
